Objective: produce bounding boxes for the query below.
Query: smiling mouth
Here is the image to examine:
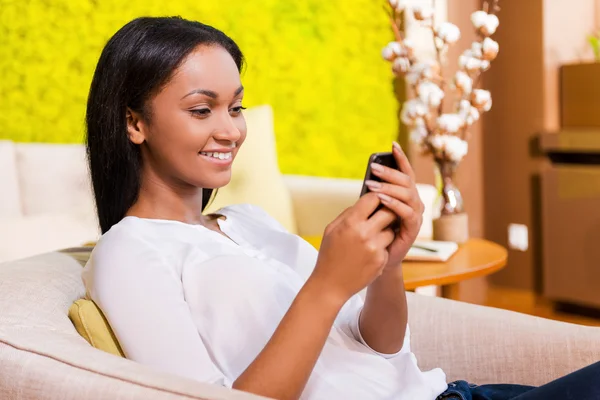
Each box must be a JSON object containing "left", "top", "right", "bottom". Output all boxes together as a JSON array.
[{"left": 199, "top": 151, "right": 232, "bottom": 160}]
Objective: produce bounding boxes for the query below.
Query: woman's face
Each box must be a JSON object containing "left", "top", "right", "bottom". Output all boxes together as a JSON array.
[{"left": 129, "top": 45, "right": 246, "bottom": 190}]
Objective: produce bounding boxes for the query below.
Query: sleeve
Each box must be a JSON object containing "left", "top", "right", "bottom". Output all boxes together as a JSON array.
[
  {"left": 83, "top": 236, "right": 228, "bottom": 386},
  {"left": 335, "top": 293, "right": 412, "bottom": 359}
]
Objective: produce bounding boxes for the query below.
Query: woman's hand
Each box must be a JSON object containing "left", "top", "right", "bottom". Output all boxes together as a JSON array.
[
  {"left": 309, "top": 192, "right": 397, "bottom": 302},
  {"left": 364, "top": 142, "right": 424, "bottom": 269}
]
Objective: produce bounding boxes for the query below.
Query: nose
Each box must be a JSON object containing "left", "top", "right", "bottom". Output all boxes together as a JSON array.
[{"left": 212, "top": 110, "right": 242, "bottom": 144}]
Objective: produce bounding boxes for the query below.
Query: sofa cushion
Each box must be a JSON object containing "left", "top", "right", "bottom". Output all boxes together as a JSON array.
[
  {"left": 0, "top": 212, "right": 100, "bottom": 264},
  {"left": 0, "top": 140, "right": 22, "bottom": 217},
  {"left": 204, "top": 105, "right": 297, "bottom": 234},
  {"left": 15, "top": 142, "right": 96, "bottom": 216},
  {"left": 69, "top": 299, "right": 124, "bottom": 357}
]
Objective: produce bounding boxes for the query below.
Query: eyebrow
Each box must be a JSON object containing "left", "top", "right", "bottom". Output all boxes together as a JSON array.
[{"left": 181, "top": 85, "right": 244, "bottom": 100}]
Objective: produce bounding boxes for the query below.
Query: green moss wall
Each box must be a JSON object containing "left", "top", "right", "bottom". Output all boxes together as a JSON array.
[{"left": 0, "top": 0, "right": 397, "bottom": 178}]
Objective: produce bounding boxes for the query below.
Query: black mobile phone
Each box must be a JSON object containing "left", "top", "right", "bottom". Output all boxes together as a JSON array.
[
  {"left": 360, "top": 152, "right": 399, "bottom": 197},
  {"left": 360, "top": 152, "right": 401, "bottom": 228}
]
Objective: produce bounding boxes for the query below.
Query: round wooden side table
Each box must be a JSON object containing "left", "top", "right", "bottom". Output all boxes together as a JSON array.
[{"left": 302, "top": 237, "right": 507, "bottom": 299}]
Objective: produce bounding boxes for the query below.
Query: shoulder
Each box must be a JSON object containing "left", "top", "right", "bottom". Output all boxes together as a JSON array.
[
  {"left": 92, "top": 217, "right": 166, "bottom": 258},
  {"left": 218, "top": 203, "right": 288, "bottom": 233},
  {"left": 84, "top": 217, "right": 187, "bottom": 280}
]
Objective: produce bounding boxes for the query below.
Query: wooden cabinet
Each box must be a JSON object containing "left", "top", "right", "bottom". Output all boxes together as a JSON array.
[
  {"left": 540, "top": 132, "right": 600, "bottom": 308},
  {"left": 561, "top": 63, "right": 600, "bottom": 128}
]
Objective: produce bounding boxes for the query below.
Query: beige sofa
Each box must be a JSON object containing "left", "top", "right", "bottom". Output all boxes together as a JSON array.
[{"left": 3, "top": 247, "right": 600, "bottom": 400}]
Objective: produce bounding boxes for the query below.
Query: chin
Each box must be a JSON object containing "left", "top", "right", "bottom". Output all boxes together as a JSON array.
[{"left": 198, "top": 174, "right": 232, "bottom": 190}]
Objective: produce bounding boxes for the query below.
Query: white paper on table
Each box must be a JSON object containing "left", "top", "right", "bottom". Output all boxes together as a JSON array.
[{"left": 406, "top": 240, "right": 459, "bottom": 262}]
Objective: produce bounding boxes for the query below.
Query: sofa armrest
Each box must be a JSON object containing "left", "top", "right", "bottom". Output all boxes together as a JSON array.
[
  {"left": 407, "top": 292, "right": 600, "bottom": 386},
  {"left": 282, "top": 174, "right": 436, "bottom": 239}
]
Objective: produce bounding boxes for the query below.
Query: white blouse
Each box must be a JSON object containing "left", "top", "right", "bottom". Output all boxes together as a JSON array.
[{"left": 82, "top": 204, "right": 447, "bottom": 400}]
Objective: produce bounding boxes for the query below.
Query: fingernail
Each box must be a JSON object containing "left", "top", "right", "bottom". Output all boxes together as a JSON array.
[
  {"left": 393, "top": 141, "right": 403, "bottom": 153},
  {"left": 370, "top": 163, "right": 384, "bottom": 173},
  {"left": 378, "top": 193, "right": 392, "bottom": 203},
  {"left": 365, "top": 180, "right": 382, "bottom": 189}
]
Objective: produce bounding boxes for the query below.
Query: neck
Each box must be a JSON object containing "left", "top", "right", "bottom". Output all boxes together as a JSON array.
[{"left": 126, "top": 165, "right": 210, "bottom": 226}]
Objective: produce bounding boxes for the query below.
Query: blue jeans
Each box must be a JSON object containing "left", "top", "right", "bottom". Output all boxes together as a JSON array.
[{"left": 438, "top": 361, "right": 600, "bottom": 400}]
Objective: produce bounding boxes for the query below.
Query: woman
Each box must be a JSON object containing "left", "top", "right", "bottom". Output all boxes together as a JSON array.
[{"left": 83, "top": 16, "right": 600, "bottom": 400}]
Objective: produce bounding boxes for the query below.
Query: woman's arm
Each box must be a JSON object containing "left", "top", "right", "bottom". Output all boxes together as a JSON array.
[
  {"left": 233, "top": 277, "right": 344, "bottom": 399},
  {"left": 236, "top": 192, "right": 397, "bottom": 399},
  {"left": 358, "top": 142, "right": 423, "bottom": 354},
  {"left": 359, "top": 266, "right": 408, "bottom": 354}
]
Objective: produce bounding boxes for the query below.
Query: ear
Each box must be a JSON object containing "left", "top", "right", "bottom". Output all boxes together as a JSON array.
[{"left": 126, "top": 108, "right": 147, "bottom": 145}]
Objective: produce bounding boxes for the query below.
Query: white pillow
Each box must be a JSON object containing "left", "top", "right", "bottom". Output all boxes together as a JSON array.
[
  {"left": 0, "top": 212, "right": 100, "bottom": 264},
  {"left": 15, "top": 143, "right": 95, "bottom": 216}
]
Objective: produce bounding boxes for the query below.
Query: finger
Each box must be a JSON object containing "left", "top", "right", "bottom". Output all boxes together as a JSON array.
[
  {"left": 326, "top": 206, "right": 354, "bottom": 232},
  {"left": 366, "top": 208, "right": 397, "bottom": 232},
  {"left": 392, "top": 141, "right": 416, "bottom": 182},
  {"left": 371, "top": 162, "right": 412, "bottom": 188},
  {"left": 349, "top": 192, "right": 382, "bottom": 221},
  {"left": 364, "top": 181, "right": 423, "bottom": 212},
  {"left": 376, "top": 228, "right": 396, "bottom": 248},
  {"left": 377, "top": 193, "right": 422, "bottom": 232}
]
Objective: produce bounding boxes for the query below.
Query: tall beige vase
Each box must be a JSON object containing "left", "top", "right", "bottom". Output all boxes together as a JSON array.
[
  {"left": 432, "top": 158, "right": 470, "bottom": 244},
  {"left": 433, "top": 213, "right": 469, "bottom": 244}
]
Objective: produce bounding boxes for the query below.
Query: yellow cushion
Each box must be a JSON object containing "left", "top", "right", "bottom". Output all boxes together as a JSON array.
[
  {"left": 68, "top": 299, "right": 124, "bottom": 357},
  {"left": 302, "top": 235, "right": 322, "bottom": 250},
  {"left": 204, "top": 105, "right": 298, "bottom": 234}
]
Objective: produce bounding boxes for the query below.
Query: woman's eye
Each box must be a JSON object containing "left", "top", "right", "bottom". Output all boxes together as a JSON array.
[
  {"left": 230, "top": 106, "right": 246, "bottom": 115},
  {"left": 190, "top": 108, "right": 211, "bottom": 117}
]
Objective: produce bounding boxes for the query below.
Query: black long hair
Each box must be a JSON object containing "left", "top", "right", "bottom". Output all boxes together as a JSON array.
[{"left": 86, "top": 16, "right": 244, "bottom": 234}]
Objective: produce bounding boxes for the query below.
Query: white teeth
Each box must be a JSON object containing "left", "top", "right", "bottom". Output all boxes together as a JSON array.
[{"left": 200, "top": 151, "right": 232, "bottom": 160}]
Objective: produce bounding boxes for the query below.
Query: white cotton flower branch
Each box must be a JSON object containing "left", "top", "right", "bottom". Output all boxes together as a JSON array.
[
  {"left": 417, "top": 81, "right": 445, "bottom": 108},
  {"left": 406, "top": 60, "right": 440, "bottom": 86},
  {"left": 454, "top": 71, "right": 473, "bottom": 95},
  {"left": 410, "top": 120, "right": 428, "bottom": 145},
  {"left": 471, "top": 89, "right": 493, "bottom": 112},
  {"left": 383, "top": 0, "right": 500, "bottom": 164},
  {"left": 437, "top": 113, "right": 465, "bottom": 134},
  {"left": 389, "top": 0, "right": 411, "bottom": 13},
  {"left": 471, "top": 10, "right": 500, "bottom": 36},
  {"left": 459, "top": 99, "right": 480, "bottom": 126},
  {"left": 412, "top": 5, "right": 434, "bottom": 22},
  {"left": 435, "top": 22, "right": 461, "bottom": 45},
  {"left": 401, "top": 99, "right": 428, "bottom": 125},
  {"left": 430, "top": 134, "right": 469, "bottom": 163},
  {"left": 482, "top": 37, "right": 499, "bottom": 61}
]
